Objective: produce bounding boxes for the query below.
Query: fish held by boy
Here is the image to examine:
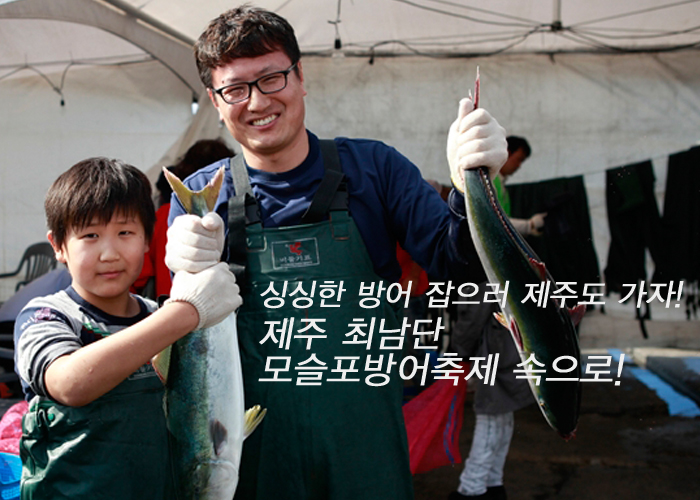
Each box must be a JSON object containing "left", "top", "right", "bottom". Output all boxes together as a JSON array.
[
  {"left": 461, "top": 69, "right": 583, "bottom": 439},
  {"left": 153, "top": 166, "right": 266, "bottom": 498}
]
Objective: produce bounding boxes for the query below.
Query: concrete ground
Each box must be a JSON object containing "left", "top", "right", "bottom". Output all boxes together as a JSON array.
[{"left": 414, "top": 310, "right": 700, "bottom": 500}]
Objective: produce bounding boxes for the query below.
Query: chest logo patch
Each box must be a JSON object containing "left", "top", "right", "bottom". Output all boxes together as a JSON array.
[{"left": 272, "top": 238, "right": 320, "bottom": 269}]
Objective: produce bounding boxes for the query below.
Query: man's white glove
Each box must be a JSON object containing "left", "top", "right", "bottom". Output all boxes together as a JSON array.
[
  {"left": 447, "top": 97, "right": 508, "bottom": 191},
  {"left": 165, "top": 212, "right": 225, "bottom": 274},
  {"left": 168, "top": 262, "right": 242, "bottom": 330}
]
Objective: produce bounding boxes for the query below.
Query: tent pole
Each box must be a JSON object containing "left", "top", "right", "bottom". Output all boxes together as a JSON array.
[
  {"left": 99, "top": 0, "right": 194, "bottom": 47},
  {"left": 552, "top": 0, "right": 562, "bottom": 31}
]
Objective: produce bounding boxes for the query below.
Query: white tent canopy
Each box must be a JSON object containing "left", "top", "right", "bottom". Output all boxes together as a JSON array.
[
  {"left": 103, "top": 0, "right": 700, "bottom": 56},
  {"left": 1, "top": 0, "right": 699, "bottom": 301}
]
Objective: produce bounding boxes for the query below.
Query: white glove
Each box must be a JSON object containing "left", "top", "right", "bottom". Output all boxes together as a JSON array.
[
  {"left": 528, "top": 212, "right": 547, "bottom": 236},
  {"left": 510, "top": 213, "right": 547, "bottom": 236},
  {"left": 447, "top": 97, "right": 508, "bottom": 191},
  {"left": 168, "top": 262, "right": 242, "bottom": 330},
  {"left": 165, "top": 212, "right": 225, "bottom": 274}
]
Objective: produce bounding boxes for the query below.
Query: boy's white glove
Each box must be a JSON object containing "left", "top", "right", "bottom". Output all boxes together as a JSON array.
[
  {"left": 447, "top": 97, "right": 508, "bottom": 191},
  {"left": 168, "top": 262, "right": 242, "bottom": 330},
  {"left": 166, "top": 212, "right": 225, "bottom": 274}
]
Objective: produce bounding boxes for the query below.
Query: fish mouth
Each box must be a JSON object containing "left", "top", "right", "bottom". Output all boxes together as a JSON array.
[
  {"left": 250, "top": 114, "right": 278, "bottom": 127},
  {"left": 559, "top": 428, "right": 577, "bottom": 441}
]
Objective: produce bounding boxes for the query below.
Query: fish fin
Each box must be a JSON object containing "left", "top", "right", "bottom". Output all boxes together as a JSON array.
[
  {"left": 529, "top": 257, "right": 547, "bottom": 280},
  {"left": 509, "top": 318, "right": 524, "bottom": 349},
  {"left": 568, "top": 304, "right": 587, "bottom": 326},
  {"left": 243, "top": 405, "right": 267, "bottom": 439},
  {"left": 494, "top": 312, "right": 509, "bottom": 329},
  {"left": 210, "top": 419, "right": 228, "bottom": 457},
  {"left": 163, "top": 167, "right": 193, "bottom": 213},
  {"left": 151, "top": 345, "right": 172, "bottom": 385},
  {"left": 202, "top": 166, "right": 225, "bottom": 213},
  {"left": 494, "top": 312, "right": 524, "bottom": 349}
]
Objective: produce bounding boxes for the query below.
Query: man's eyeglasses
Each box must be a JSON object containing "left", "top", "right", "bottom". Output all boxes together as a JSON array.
[{"left": 212, "top": 63, "right": 298, "bottom": 105}]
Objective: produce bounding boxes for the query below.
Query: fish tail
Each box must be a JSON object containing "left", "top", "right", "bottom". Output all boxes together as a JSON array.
[
  {"left": 163, "top": 165, "right": 225, "bottom": 216},
  {"left": 163, "top": 167, "right": 194, "bottom": 213},
  {"left": 243, "top": 405, "right": 267, "bottom": 439},
  {"left": 151, "top": 345, "right": 172, "bottom": 384}
]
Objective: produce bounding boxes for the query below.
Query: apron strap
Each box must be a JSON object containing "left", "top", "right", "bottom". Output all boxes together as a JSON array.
[
  {"left": 301, "top": 140, "right": 348, "bottom": 224},
  {"left": 227, "top": 155, "right": 260, "bottom": 282},
  {"left": 227, "top": 140, "right": 348, "bottom": 278}
]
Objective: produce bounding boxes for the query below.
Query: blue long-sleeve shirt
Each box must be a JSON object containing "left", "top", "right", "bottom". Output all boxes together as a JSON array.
[{"left": 168, "top": 131, "right": 482, "bottom": 284}]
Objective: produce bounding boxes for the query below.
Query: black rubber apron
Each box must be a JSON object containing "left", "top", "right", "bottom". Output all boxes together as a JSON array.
[{"left": 230, "top": 142, "right": 413, "bottom": 500}]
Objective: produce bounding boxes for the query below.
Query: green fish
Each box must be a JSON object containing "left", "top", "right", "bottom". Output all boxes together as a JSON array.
[
  {"left": 154, "top": 166, "right": 266, "bottom": 498},
  {"left": 462, "top": 71, "right": 583, "bottom": 438}
]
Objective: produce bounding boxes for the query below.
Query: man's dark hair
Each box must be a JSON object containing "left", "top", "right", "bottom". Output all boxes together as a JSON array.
[
  {"left": 195, "top": 5, "right": 301, "bottom": 89},
  {"left": 506, "top": 136, "right": 531, "bottom": 158},
  {"left": 45, "top": 157, "right": 156, "bottom": 248}
]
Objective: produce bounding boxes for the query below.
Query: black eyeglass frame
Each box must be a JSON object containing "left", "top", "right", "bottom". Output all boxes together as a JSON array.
[{"left": 211, "top": 62, "right": 298, "bottom": 105}]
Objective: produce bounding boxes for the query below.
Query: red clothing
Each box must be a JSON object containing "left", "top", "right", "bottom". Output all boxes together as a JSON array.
[
  {"left": 132, "top": 203, "right": 172, "bottom": 297},
  {"left": 396, "top": 243, "right": 429, "bottom": 296}
]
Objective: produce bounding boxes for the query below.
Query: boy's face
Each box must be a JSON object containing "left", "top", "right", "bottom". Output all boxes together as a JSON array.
[{"left": 48, "top": 213, "right": 149, "bottom": 314}]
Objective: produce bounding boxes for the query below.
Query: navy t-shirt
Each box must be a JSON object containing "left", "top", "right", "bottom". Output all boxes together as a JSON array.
[{"left": 168, "top": 131, "right": 480, "bottom": 284}]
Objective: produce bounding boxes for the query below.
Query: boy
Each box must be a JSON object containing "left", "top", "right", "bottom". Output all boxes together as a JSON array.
[{"left": 14, "top": 157, "right": 240, "bottom": 499}]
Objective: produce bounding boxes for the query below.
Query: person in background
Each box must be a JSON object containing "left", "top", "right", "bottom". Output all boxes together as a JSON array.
[
  {"left": 132, "top": 138, "right": 235, "bottom": 298},
  {"left": 494, "top": 136, "right": 546, "bottom": 236},
  {"left": 449, "top": 136, "right": 544, "bottom": 500},
  {"left": 166, "top": 6, "right": 508, "bottom": 499}
]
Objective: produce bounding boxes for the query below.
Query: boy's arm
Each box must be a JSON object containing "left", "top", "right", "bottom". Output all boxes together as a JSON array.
[
  {"left": 45, "top": 262, "right": 240, "bottom": 407},
  {"left": 44, "top": 300, "right": 198, "bottom": 407}
]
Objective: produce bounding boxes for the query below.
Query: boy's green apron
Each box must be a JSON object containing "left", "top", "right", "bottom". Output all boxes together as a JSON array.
[
  {"left": 230, "top": 141, "right": 414, "bottom": 500},
  {"left": 20, "top": 364, "right": 175, "bottom": 499}
]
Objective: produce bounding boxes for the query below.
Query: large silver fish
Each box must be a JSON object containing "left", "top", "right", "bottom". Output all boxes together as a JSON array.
[
  {"left": 153, "top": 166, "right": 265, "bottom": 498},
  {"left": 462, "top": 71, "right": 583, "bottom": 438}
]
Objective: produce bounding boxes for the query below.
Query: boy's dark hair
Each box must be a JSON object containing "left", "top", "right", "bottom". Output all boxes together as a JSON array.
[
  {"left": 194, "top": 5, "right": 301, "bottom": 89},
  {"left": 506, "top": 136, "right": 532, "bottom": 158},
  {"left": 45, "top": 157, "right": 156, "bottom": 248}
]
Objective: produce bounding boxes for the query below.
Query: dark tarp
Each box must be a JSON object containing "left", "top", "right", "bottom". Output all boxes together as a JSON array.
[
  {"left": 604, "top": 161, "right": 664, "bottom": 295},
  {"left": 507, "top": 175, "right": 601, "bottom": 303},
  {"left": 653, "top": 146, "right": 700, "bottom": 319}
]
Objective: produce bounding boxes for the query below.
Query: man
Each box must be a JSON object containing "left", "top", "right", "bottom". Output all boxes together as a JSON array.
[
  {"left": 166, "top": 6, "right": 507, "bottom": 500},
  {"left": 494, "top": 136, "right": 546, "bottom": 235}
]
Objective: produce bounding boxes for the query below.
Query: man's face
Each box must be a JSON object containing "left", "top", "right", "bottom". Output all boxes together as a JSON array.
[
  {"left": 500, "top": 148, "right": 528, "bottom": 177},
  {"left": 208, "top": 51, "right": 307, "bottom": 165}
]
